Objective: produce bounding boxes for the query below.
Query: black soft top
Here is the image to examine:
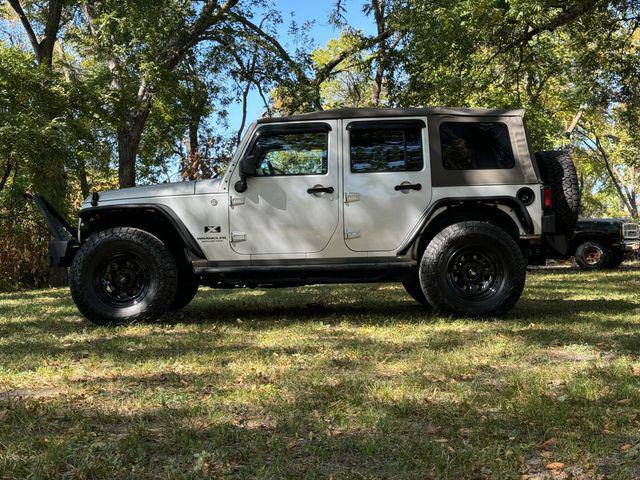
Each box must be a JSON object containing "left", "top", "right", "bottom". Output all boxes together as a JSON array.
[{"left": 256, "top": 107, "right": 525, "bottom": 124}]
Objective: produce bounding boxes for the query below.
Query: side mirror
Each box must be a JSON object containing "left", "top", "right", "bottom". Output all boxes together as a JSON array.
[
  {"left": 235, "top": 155, "right": 256, "bottom": 193},
  {"left": 239, "top": 155, "right": 257, "bottom": 177}
]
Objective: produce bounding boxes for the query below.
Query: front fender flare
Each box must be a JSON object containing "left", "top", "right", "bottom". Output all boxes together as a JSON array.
[{"left": 79, "top": 204, "right": 206, "bottom": 260}]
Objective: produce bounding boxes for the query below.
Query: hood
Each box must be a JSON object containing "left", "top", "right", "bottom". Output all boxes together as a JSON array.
[{"left": 83, "top": 179, "right": 222, "bottom": 206}]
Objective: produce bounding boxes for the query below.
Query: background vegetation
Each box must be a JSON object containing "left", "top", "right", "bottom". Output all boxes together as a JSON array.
[{"left": 1, "top": 0, "right": 640, "bottom": 290}]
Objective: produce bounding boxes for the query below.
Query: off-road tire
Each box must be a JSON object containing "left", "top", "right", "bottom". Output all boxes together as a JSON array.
[
  {"left": 419, "top": 221, "right": 526, "bottom": 317},
  {"left": 402, "top": 270, "right": 431, "bottom": 308},
  {"left": 534, "top": 150, "right": 580, "bottom": 235},
  {"left": 606, "top": 249, "right": 625, "bottom": 269},
  {"left": 574, "top": 240, "right": 610, "bottom": 270},
  {"left": 69, "top": 227, "right": 178, "bottom": 325}
]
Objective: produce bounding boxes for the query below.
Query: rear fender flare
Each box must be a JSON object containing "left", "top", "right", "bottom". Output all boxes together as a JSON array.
[{"left": 398, "top": 196, "right": 533, "bottom": 256}]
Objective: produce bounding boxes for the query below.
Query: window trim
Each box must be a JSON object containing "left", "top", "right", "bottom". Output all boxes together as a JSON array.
[
  {"left": 346, "top": 119, "right": 426, "bottom": 131},
  {"left": 439, "top": 120, "right": 516, "bottom": 171},
  {"left": 428, "top": 115, "right": 537, "bottom": 187},
  {"left": 347, "top": 120, "right": 426, "bottom": 174},
  {"left": 250, "top": 127, "right": 330, "bottom": 178}
]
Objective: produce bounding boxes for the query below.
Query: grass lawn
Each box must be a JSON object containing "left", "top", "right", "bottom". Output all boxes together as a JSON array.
[{"left": 1, "top": 268, "right": 640, "bottom": 479}]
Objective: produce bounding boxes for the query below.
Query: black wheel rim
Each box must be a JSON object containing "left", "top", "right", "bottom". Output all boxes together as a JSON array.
[
  {"left": 93, "top": 252, "right": 149, "bottom": 307},
  {"left": 446, "top": 246, "right": 504, "bottom": 301}
]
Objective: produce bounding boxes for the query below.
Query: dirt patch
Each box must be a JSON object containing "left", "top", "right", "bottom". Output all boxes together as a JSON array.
[
  {"left": 528, "top": 347, "right": 615, "bottom": 365},
  {"left": 0, "top": 386, "right": 65, "bottom": 400}
]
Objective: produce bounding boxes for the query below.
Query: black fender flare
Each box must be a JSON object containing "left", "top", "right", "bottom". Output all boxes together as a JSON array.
[
  {"left": 79, "top": 204, "right": 206, "bottom": 260},
  {"left": 398, "top": 196, "right": 534, "bottom": 255}
]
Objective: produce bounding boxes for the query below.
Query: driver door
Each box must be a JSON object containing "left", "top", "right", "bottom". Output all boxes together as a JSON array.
[{"left": 228, "top": 121, "right": 340, "bottom": 255}]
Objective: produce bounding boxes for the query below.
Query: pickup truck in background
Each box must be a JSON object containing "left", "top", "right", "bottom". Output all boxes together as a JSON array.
[{"left": 569, "top": 218, "right": 639, "bottom": 269}]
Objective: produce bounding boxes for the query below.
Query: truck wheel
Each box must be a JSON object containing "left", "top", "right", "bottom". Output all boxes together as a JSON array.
[
  {"left": 69, "top": 227, "right": 178, "bottom": 325},
  {"left": 575, "top": 240, "right": 610, "bottom": 270},
  {"left": 534, "top": 150, "right": 580, "bottom": 235},
  {"left": 402, "top": 270, "right": 431, "bottom": 308},
  {"left": 419, "top": 222, "right": 526, "bottom": 317},
  {"left": 606, "top": 249, "right": 625, "bottom": 269}
]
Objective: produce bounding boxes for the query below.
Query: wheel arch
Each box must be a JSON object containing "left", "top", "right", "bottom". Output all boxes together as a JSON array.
[
  {"left": 569, "top": 232, "right": 614, "bottom": 254},
  {"left": 401, "top": 198, "right": 531, "bottom": 260},
  {"left": 79, "top": 204, "right": 206, "bottom": 262}
]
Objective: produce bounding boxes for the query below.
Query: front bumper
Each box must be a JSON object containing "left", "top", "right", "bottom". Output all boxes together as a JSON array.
[
  {"left": 48, "top": 240, "right": 79, "bottom": 267},
  {"left": 617, "top": 240, "right": 640, "bottom": 252},
  {"left": 28, "top": 193, "right": 78, "bottom": 267}
]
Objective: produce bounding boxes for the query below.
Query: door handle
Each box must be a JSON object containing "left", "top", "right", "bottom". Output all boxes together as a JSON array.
[
  {"left": 307, "top": 186, "right": 334, "bottom": 194},
  {"left": 394, "top": 183, "right": 422, "bottom": 191}
]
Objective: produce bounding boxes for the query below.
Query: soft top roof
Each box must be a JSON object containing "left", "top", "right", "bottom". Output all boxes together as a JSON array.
[{"left": 256, "top": 107, "right": 524, "bottom": 124}]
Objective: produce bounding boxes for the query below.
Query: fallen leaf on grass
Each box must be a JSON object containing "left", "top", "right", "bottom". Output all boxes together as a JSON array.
[
  {"left": 540, "top": 437, "right": 557, "bottom": 449},
  {"left": 546, "top": 462, "right": 564, "bottom": 470},
  {"left": 620, "top": 444, "right": 633, "bottom": 452},
  {"left": 616, "top": 398, "right": 631, "bottom": 405}
]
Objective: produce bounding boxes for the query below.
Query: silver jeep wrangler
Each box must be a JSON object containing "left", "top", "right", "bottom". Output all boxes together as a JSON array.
[{"left": 35, "top": 107, "right": 579, "bottom": 324}]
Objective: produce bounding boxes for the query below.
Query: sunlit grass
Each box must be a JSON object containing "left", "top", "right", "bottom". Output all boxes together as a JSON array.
[{"left": 1, "top": 268, "right": 640, "bottom": 478}]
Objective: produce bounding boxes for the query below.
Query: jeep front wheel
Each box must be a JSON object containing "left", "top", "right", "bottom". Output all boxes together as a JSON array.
[
  {"left": 419, "top": 222, "right": 526, "bottom": 317},
  {"left": 69, "top": 227, "right": 178, "bottom": 325}
]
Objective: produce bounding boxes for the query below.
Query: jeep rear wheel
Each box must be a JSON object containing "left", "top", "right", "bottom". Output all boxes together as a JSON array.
[
  {"left": 69, "top": 227, "right": 178, "bottom": 325},
  {"left": 575, "top": 240, "right": 609, "bottom": 270},
  {"left": 419, "top": 222, "right": 526, "bottom": 317}
]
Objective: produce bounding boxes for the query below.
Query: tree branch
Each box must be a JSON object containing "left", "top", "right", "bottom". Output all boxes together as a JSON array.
[
  {"left": 229, "top": 12, "right": 310, "bottom": 85},
  {"left": 495, "top": 0, "right": 604, "bottom": 56},
  {"left": 7, "top": 0, "right": 42, "bottom": 62},
  {"left": 315, "top": 28, "right": 393, "bottom": 84},
  {"left": 163, "top": 0, "right": 239, "bottom": 70}
]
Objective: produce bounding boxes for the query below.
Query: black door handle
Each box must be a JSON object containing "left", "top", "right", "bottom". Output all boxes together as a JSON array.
[
  {"left": 394, "top": 183, "right": 422, "bottom": 191},
  {"left": 307, "top": 186, "right": 334, "bottom": 194}
]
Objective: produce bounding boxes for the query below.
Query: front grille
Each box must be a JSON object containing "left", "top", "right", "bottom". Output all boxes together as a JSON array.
[{"left": 622, "top": 222, "right": 639, "bottom": 239}]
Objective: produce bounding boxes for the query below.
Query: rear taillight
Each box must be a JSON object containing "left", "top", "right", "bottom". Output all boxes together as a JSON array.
[{"left": 543, "top": 187, "right": 552, "bottom": 209}]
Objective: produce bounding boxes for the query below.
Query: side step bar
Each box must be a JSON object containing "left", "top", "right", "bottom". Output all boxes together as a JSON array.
[{"left": 196, "top": 262, "right": 414, "bottom": 288}]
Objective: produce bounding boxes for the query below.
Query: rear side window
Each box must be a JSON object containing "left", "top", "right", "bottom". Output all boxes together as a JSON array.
[
  {"left": 350, "top": 126, "right": 423, "bottom": 173},
  {"left": 440, "top": 122, "right": 515, "bottom": 170}
]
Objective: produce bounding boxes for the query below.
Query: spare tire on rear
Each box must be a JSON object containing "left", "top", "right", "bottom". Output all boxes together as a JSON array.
[{"left": 534, "top": 150, "right": 580, "bottom": 235}]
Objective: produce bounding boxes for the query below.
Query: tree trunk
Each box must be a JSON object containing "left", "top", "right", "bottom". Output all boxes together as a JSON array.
[
  {"left": 117, "top": 129, "right": 139, "bottom": 189},
  {"left": 117, "top": 108, "right": 150, "bottom": 188},
  {"left": 0, "top": 159, "right": 12, "bottom": 192},
  {"left": 76, "top": 158, "right": 90, "bottom": 198}
]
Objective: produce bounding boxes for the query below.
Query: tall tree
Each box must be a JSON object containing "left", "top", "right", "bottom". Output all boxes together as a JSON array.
[{"left": 82, "top": 0, "right": 239, "bottom": 187}]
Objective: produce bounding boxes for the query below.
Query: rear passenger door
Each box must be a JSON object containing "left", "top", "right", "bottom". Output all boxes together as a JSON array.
[{"left": 342, "top": 119, "right": 431, "bottom": 252}]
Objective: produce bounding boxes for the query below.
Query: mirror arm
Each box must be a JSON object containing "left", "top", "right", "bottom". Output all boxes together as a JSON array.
[{"left": 234, "top": 175, "right": 248, "bottom": 193}]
